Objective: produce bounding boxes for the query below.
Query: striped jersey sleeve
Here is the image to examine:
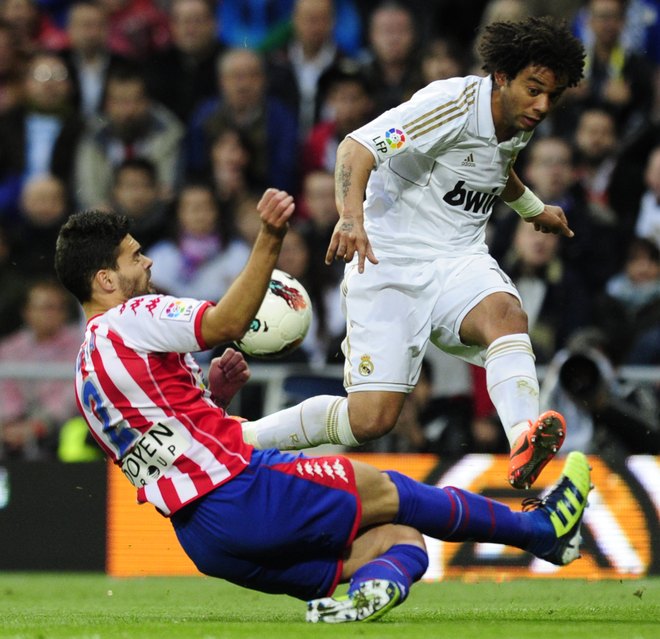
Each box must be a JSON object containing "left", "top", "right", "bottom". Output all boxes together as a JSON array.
[{"left": 348, "top": 76, "right": 479, "bottom": 164}]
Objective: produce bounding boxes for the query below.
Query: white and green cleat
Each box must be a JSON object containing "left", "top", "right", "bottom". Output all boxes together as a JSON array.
[
  {"left": 523, "top": 451, "right": 593, "bottom": 566},
  {"left": 306, "top": 579, "right": 402, "bottom": 623}
]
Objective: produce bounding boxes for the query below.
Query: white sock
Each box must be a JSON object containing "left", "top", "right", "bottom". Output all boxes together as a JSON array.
[
  {"left": 242, "top": 395, "right": 359, "bottom": 450},
  {"left": 484, "top": 333, "right": 539, "bottom": 448}
]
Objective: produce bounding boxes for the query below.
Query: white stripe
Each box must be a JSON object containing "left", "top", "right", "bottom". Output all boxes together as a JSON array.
[
  {"left": 627, "top": 455, "right": 660, "bottom": 519},
  {"left": 585, "top": 488, "right": 644, "bottom": 574}
]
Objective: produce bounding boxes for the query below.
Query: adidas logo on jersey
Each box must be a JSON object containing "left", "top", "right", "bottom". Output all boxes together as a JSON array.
[{"left": 461, "top": 153, "right": 476, "bottom": 167}]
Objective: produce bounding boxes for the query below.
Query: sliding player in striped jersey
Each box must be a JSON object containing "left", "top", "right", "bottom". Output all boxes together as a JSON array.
[
  {"left": 243, "top": 17, "right": 586, "bottom": 490},
  {"left": 54, "top": 189, "right": 592, "bottom": 622}
]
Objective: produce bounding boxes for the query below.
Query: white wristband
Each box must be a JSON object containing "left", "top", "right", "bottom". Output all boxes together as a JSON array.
[{"left": 505, "top": 187, "right": 545, "bottom": 219}]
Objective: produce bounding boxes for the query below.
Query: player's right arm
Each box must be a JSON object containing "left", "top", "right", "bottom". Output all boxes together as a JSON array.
[
  {"left": 325, "top": 137, "right": 378, "bottom": 273},
  {"left": 201, "top": 188, "right": 294, "bottom": 347}
]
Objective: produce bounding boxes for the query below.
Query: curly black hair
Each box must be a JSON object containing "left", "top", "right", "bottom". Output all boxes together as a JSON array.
[
  {"left": 55, "top": 210, "right": 131, "bottom": 304},
  {"left": 477, "top": 16, "right": 585, "bottom": 87}
]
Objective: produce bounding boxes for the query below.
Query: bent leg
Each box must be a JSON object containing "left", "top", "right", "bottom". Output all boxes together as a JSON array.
[{"left": 242, "top": 390, "right": 406, "bottom": 450}]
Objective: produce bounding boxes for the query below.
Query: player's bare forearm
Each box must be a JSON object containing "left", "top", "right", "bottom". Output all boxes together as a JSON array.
[
  {"left": 334, "top": 138, "right": 374, "bottom": 216},
  {"left": 201, "top": 189, "right": 295, "bottom": 347},
  {"left": 327, "top": 139, "right": 378, "bottom": 272},
  {"left": 501, "top": 169, "right": 525, "bottom": 202}
]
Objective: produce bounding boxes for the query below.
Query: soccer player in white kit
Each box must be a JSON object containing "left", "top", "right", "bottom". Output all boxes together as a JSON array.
[{"left": 242, "top": 17, "right": 586, "bottom": 489}]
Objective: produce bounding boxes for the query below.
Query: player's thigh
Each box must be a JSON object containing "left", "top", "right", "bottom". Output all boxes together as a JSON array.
[
  {"left": 171, "top": 449, "right": 361, "bottom": 599},
  {"left": 342, "top": 260, "right": 438, "bottom": 392},
  {"left": 430, "top": 254, "right": 521, "bottom": 365}
]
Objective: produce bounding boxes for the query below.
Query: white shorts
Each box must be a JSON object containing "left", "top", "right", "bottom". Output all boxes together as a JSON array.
[{"left": 340, "top": 253, "right": 520, "bottom": 393}]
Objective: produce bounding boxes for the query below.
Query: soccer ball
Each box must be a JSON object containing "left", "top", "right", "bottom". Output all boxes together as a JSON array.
[{"left": 235, "top": 269, "right": 312, "bottom": 359}]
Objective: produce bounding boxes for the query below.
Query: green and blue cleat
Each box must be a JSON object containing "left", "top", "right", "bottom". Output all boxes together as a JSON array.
[
  {"left": 523, "top": 450, "right": 593, "bottom": 565},
  {"left": 306, "top": 579, "right": 402, "bottom": 623}
]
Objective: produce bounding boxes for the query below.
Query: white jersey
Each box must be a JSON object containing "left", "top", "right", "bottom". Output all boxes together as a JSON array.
[
  {"left": 75, "top": 294, "right": 252, "bottom": 516},
  {"left": 349, "top": 74, "right": 533, "bottom": 260}
]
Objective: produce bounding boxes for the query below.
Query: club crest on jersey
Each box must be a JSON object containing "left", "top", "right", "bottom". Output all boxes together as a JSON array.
[
  {"left": 359, "top": 354, "right": 374, "bottom": 376},
  {"left": 160, "top": 299, "right": 195, "bottom": 322}
]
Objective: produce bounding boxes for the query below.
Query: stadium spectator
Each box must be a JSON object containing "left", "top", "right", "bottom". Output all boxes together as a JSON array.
[
  {"left": 0, "top": 224, "right": 28, "bottom": 338},
  {"left": 0, "top": 18, "right": 27, "bottom": 115},
  {"left": 560, "top": 0, "right": 655, "bottom": 138},
  {"left": 573, "top": 107, "right": 619, "bottom": 210},
  {"left": 419, "top": 37, "right": 472, "bottom": 87},
  {"left": 501, "top": 217, "right": 592, "bottom": 364},
  {"left": 186, "top": 47, "right": 299, "bottom": 193},
  {"left": 97, "top": 0, "right": 170, "bottom": 60},
  {"left": 0, "top": 0, "right": 67, "bottom": 54},
  {"left": 301, "top": 63, "right": 374, "bottom": 176},
  {"left": 53, "top": 189, "right": 591, "bottom": 624},
  {"left": 72, "top": 63, "right": 184, "bottom": 209},
  {"left": 0, "top": 50, "right": 82, "bottom": 219},
  {"left": 266, "top": 0, "right": 354, "bottom": 138},
  {"left": 208, "top": 127, "right": 261, "bottom": 216},
  {"left": 109, "top": 158, "right": 168, "bottom": 252},
  {"left": 60, "top": 0, "right": 130, "bottom": 118},
  {"left": 0, "top": 278, "right": 82, "bottom": 460},
  {"left": 217, "top": 0, "right": 362, "bottom": 56},
  {"left": 8, "top": 173, "right": 69, "bottom": 279},
  {"left": 144, "top": 0, "right": 224, "bottom": 124},
  {"left": 147, "top": 181, "right": 250, "bottom": 303},
  {"left": 358, "top": 2, "right": 423, "bottom": 116},
  {"left": 595, "top": 236, "right": 660, "bottom": 364},
  {"left": 634, "top": 144, "right": 660, "bottom": 248}
]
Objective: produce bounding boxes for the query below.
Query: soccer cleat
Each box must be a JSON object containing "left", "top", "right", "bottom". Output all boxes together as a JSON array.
[
  {"left": 523, "top": 450, "right": 592, "bottom": 566},
  {"left": 508, "top": 410, "right": 566, "bottom": 489},
  {"left": 306, "top": 579, "right": 401, "bottom": 623}
]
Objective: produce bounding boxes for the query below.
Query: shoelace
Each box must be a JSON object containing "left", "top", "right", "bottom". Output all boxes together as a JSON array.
[{"left": 521, "top": 497, "right": 543, "bottom": 512}]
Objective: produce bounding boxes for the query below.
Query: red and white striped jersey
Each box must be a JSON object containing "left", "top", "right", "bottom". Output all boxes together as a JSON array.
[{"left": 74, "top": 294, "right": 252, "bottom": 516}]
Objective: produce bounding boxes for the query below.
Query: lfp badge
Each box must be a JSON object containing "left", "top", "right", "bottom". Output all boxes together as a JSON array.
[{"left": 385, "top": 128, "right": 406, "bottom": 149}]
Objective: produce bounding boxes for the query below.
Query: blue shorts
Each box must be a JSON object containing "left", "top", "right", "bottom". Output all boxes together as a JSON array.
[{"left": 170, "top": 448, "right": 361, "bottom": 600}]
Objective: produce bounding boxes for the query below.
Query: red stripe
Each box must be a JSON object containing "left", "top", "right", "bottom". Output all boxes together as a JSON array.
[
  {"left": 176, "top": 454, "right": 214, "bottom": 495},
  {"left": 195, "top": 302, "right": 214, "bottom": 350},
  {"left": 442, "top": 487, "right": 458, "bottom": 536},
  {"left": 89, "top": 330, "right": 151, "bottom": 430}
]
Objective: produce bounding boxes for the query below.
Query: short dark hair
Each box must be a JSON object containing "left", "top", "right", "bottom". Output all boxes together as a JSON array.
[
  {"left": 55, "top": 210, "right": 130, "bottom": 303},
  {"left": 478, "top": 16, "right": 585, "bottom": 88}
]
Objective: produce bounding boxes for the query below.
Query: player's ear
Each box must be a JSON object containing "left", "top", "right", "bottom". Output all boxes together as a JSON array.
[
  {"left": 94, "top": 269, "right": 116, "bottom": 294},
  {"left": 494, "top": 71, "right": 509, "bottom": 89}
]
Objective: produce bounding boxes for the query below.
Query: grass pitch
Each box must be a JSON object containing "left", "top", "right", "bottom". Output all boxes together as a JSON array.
[{"left": 0, "top": 573, "right": 658, "bottom": 639}]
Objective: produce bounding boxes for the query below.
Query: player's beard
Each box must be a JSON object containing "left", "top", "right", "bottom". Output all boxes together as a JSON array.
[{"left": 118, "top": 271, "right": 154, "bottom": 299}]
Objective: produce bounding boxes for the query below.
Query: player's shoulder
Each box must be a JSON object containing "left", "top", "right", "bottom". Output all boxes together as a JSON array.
[{"left": 410, "top": 74, "right": 484, "bottom": 104}]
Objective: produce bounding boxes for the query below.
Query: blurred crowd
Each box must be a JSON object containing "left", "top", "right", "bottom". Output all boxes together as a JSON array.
[{"left": 0, "top": 0, "right": 659, "bottom": 461}]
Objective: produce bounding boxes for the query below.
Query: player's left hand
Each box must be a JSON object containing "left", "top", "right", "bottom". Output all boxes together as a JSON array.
[
  {"left": 208, "top": 348, "right": 251, "bottom": 409},
  {"left": 528, "top": 205, "right": 574, "bottom": 238}
]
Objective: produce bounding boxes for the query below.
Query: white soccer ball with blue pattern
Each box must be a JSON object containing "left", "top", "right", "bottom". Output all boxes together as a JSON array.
[{"left": 235, "top": 269, "right": 312, "bottom": 359}]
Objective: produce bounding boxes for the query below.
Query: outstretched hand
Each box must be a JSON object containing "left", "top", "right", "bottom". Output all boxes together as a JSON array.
[
  {"left": 324, "top": 216, "right": 378, "bottom": 274},
  {"left": 208, "top": 347, "right": 251, "bottom": 409},
  {"left": 529, "top": 205, "right": 574, "bottom": 238}
]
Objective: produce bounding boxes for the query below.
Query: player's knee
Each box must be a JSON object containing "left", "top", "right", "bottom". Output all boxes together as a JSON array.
[
  {"left": 378, "top": 524, "right": 426, "bottom": 554},
  {"left": 347, "top": 393, "right": 405, "bottom": 443}
]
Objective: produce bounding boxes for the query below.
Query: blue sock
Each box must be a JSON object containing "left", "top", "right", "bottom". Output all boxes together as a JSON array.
[
  {"left": 385, "top": 471, "right": 553, "bottom": 552},
  {"left": 348, "top": 544, "right": 428, "bottom": 602}
]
